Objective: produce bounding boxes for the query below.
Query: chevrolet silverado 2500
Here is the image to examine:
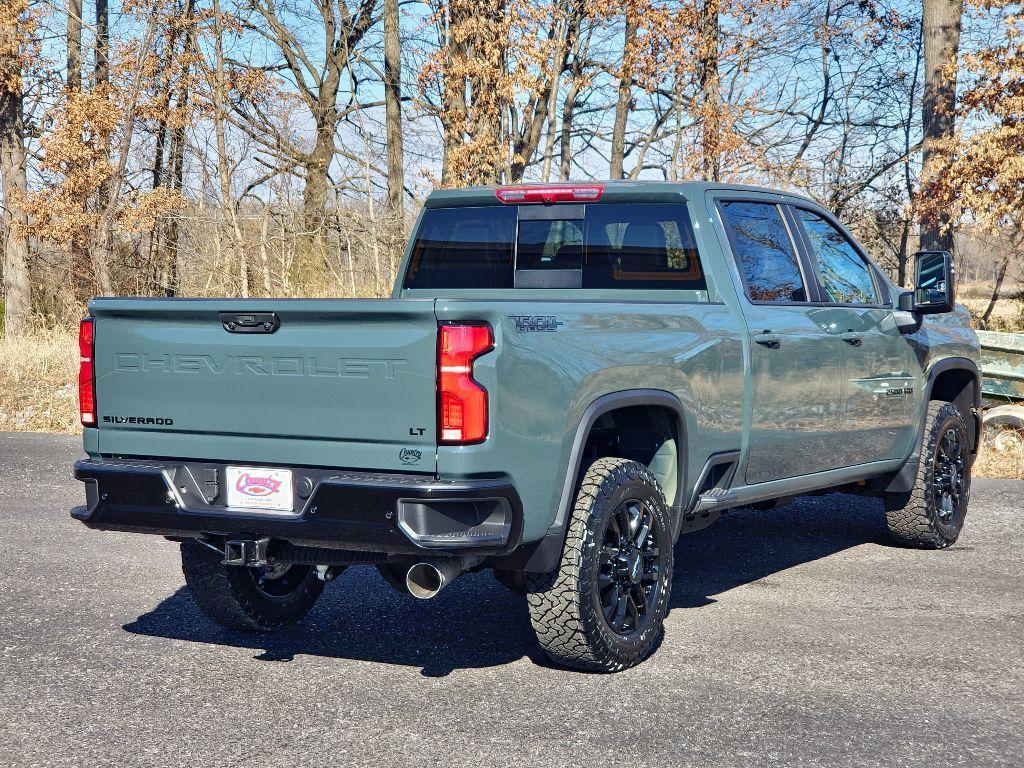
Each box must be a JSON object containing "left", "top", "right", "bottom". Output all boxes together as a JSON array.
[{"left": 72, "top": 181, "right": 981, "bottom": 672}]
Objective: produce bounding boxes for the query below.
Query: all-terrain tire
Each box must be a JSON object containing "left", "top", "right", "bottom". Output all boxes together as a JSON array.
[
  {"left": 526, "top": 457, "right": 673, "bottom": 672},
  {"left": 181, "top": 540, "right": 325, "bottom": 631},
  {"left": 884, "top": 400, "right": 972, "bottom": 549}
]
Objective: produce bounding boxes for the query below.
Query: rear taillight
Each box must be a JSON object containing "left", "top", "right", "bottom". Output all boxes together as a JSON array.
[
  {"left": 438, "top": 324, "right": 493, "bottom": 444},
  {"left": 495, "top": 184, "right": 603, "bottom": 204},
  {"left": 79, "top": 318, "right": 96, "bottom": 426}
]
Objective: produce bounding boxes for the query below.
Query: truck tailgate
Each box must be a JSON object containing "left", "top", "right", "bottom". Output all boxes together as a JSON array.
[{"left": 90, "top": 298, "right": 438, "bottom": 472}]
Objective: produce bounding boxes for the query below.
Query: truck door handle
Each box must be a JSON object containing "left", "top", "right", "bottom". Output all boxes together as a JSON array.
[
  {"left": 754, "top": 332, "right": 782, "bottom": 349},
  {"left": 840, "top": 331, "right": 863, "bottom": 347}
]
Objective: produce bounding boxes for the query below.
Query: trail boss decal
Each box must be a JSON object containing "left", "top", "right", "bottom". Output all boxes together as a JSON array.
[{"left": 510, "top": 315, "right": 563, "bottom": 333}]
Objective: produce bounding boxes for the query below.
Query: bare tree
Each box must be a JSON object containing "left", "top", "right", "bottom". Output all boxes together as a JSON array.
[
  {"left": 162, "top": 0, "right": 197, "bottom": 296},
  {"left": 66, "top": 0, "right": 90, "bottom": 302},
  {"left": 507, "top": 3, "right": 580, "bottom": 182},
  {"left": 609, "top": 14, "right": 636, "bottom": 179},
  {"left": 383, "top": 0, "right": 403, "bottom": 216},
  {"left": 212, "top": 0, "right": 248, "bottom": 296},
  {"left": 919, "top": 0, "right": 963, "bottom": 251},
  {"left": 0, "top": 1, "right": 31, "bottom": 334},
  {"left": 236, "top": 0, "right": 377, "bottom": 233}
]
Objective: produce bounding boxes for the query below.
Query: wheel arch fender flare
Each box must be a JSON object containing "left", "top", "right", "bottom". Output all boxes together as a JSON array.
[
  {"left": 922, "top": 357, "right": 982, "bottom": 452},
  {"left": 875, "top": 357, "right": 981, "bottom": 494},
  {"left": 557, "top": 389, "right": 688, "bottom": 526},
  {"left": 922, "top": 356, "right": 982, "bottom": 409},
  {"left": 496, "top": 389, "right": 688, "bottom": 574}
]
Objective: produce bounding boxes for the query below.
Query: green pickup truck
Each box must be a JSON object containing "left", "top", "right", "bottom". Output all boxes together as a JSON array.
[{"left": 72, "top": 181, "right": 981, "bottom": 672}]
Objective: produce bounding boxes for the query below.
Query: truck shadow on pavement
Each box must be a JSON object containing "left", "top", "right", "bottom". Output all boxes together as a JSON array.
[{"left": 124, "top": 493, "right": 889, "bottom": 675}]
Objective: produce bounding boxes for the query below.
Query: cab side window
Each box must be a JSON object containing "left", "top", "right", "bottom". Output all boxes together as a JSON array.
[
  {"left": 797, "top": 209, "right": 880, "bottom": 305},
  {"left": 719, "top": 201, "right": 806, "bottom": 302}
]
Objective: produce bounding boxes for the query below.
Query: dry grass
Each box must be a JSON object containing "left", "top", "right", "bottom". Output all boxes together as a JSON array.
[
  {"left": 0, "top": 330, "right": 79, "bottom": 434},
  {"left": 961, "top": 296, "right": 1024, "bottom": 333},
  {"left": 2, "top": 331, "right": 1023, "bottom": 479},
  {"left": 975, "top": 436, "right": 1024, "bottom": 479}
]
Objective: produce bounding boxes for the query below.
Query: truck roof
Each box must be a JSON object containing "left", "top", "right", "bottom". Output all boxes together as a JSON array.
[{"left": 424, "top": 179, "right": 819, "bottom": 208}]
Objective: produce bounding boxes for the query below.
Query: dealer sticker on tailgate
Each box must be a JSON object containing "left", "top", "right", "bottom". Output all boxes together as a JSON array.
[{"left": 226, "top": 466, "right": 294, "bottom": 512}]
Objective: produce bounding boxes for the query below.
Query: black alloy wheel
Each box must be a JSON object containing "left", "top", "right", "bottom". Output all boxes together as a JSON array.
[
  {"left": 598, "top": 499, "right": 664, "bottom": 636},
  {"left": 933, "top": 426, "right": 965, "bottom": 523}
]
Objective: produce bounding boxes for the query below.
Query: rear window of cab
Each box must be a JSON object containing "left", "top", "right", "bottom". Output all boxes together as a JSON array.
[{"left": 403, "top": 203, "right": 707, "bottom": 292}]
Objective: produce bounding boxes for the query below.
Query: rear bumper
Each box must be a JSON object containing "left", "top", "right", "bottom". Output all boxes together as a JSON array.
[{"left": 72, "top": 458, "right": 522, "bottom": 556}]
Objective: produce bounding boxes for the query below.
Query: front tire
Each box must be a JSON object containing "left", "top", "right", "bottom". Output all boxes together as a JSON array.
[
  {"left": 884, "top": 400, "right": 972, "bottom": 549},
  {"left": 526, "top": 458, "right": 673, "bottom": 672},
  {"left": 181, "top": 540, "right": 325, "bottom": 631}
]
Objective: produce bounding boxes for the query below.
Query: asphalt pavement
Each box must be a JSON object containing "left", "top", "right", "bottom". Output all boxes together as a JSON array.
[{"left": 0, "top": 432, "right": 1021, "bottom": 767}]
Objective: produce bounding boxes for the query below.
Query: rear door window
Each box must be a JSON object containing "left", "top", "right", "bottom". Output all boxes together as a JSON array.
[
  {"left": 403, "top": 203, "right": 706, "bottom": 292},
  {"left": 403, "top": 206, "right": 516, "bottom": 289},
  {"left": 583, "top": 204, "right": 704, "bottom": 289},
  {"left": 719, "top": 201, "right": 807, "bottom": 303}
]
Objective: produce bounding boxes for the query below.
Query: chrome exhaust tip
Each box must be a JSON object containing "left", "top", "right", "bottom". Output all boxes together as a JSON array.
[{"left": 405, "top": 559, "right": 464, "bottom": 600}]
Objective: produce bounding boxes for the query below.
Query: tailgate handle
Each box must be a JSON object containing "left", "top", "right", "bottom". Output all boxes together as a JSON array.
[{"left": 220, "top": 312, "right": 280, "bottom": 334}]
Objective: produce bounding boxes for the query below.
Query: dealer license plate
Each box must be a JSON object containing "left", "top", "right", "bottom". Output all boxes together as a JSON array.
[{"left": 225, "top": 466, "right": 294, "bottom": 512}]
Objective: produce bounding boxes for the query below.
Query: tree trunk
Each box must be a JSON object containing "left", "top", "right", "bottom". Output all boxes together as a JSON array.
[
  {"left": 383, "top": 0, "right": 403, "bottom": 218},
  {"left": 0, "top": 9, "right": 31, "bottom": 335},
  {"left": 211, "top": 0, "right": 246, "bottom": 297},
  {"left": 558, "top": 21, "right": 587, "bottom": 181},
  {"left": 698, "top": 0, "right": 721, "bottom": 181},
  {"left": 259, "top": 207, "right": 272, "bottom": 295},
  {"left": 67, "top": 0, "right": 82, "bottom": 91},
  {"left": 67, "top": 0, "right": 92, "bottom": 302},
  {"left": 90, "top": 218, "right": 114, "bottom": 295},
  {"left": 152, "top": 3, "right": 181, "bottom": 191},
  {"left": 609, "top": 16, "right": 636, "bottom": 180},
  {"left": 301, "top": 46, "right": 340, "bottom": 237},
  {"left": 897, "top": 219, "right": 911, "bottom": 287},
  {"left": 540, "top": 7, "right": 579, "bottom": 182},
  {"left": 440, "top": 90, "right": 467, "bottom": 185},
  {"left": 466, "top": 0, "right": 507, "bottom": 186},
  {"left": 558, "top": 77, "right": 579, "bottom": 180},
  {"left": 302, "top": 125, "right": 334, "bottom": 236},
  {"left": 980, "top": 254, "right": 1010, "bottom": 328},
  {"left": 95, "top": 0, "right": 108, "bottom": 86},
  {"left": 919, "top": 0, "right": 963, "bottom": 252},
  {"left": 89, "top": 0, "right": 114, "bottom": 294},
  {"left": 440, "top": 3, "right": 468, "bottom": 187},
  {"left": 163, "top": 0, "right": 196, "bottom": 296}
]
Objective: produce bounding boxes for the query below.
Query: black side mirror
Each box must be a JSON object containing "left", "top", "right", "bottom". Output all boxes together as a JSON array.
[{"left": 901, "top": 250, "right": 955, "bottom": 315}]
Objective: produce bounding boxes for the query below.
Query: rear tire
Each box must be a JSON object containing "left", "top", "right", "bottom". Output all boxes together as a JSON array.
[
  {"left": 884, "top": 400, "right": 972, "bottom": 549},
  {"left": 181, "top": 540, "right": 324, "bottom": 631},
  {"left": 526, "top": 458, "right": 673, "bottom": 672}
]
